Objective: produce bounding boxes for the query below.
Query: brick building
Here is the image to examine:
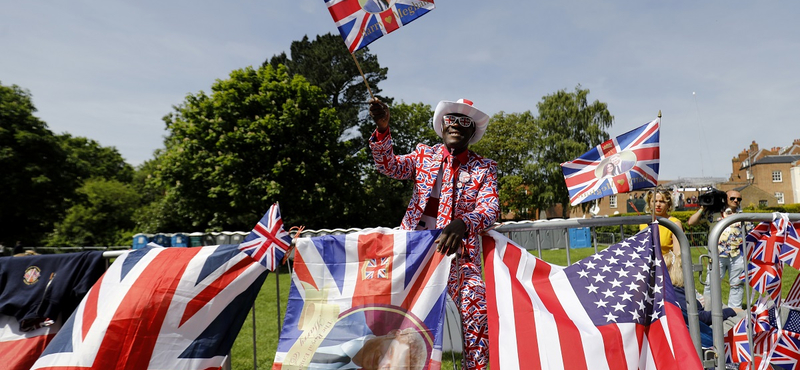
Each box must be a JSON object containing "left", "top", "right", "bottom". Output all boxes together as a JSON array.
[{"left": 726, "top": 139, "right": 800, "bottom": 207}]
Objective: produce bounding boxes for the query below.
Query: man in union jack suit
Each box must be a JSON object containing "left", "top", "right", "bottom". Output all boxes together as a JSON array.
[{"left": 368, "top": 97, "right": 499, "bottom": 370}]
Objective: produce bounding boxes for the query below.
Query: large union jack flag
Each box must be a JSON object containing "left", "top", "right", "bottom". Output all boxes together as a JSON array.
[
  {"left": 324, "top": 0, "right": 435, "bottom": 53},
  {"left": 561, "top": 118, "right": 660, "bottom": 206},
  {"left": 239, "top": 202, "right": 292, "bottom": 270},
  {"left": 0, "top": 315, "right": 61, "bottom": 370},
  {"left": 30, "top": 244, "right": 269, "bottom": 370},
  {"left": 272, "top": 228, "right": 452, "bottom": 369}
]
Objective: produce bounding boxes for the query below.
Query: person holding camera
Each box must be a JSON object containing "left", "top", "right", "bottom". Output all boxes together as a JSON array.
[{"left": 687, "top": 190, "right": 747, "bottom": 308}]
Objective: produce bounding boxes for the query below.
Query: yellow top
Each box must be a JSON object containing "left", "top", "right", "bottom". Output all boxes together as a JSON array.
[{"left": 639, "top": 216, "right": 680, "bottom": 256}]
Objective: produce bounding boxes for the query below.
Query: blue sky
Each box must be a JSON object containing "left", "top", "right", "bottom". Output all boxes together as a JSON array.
[{"left": 2, "top": 1, "right": 797, "bottom": 181}]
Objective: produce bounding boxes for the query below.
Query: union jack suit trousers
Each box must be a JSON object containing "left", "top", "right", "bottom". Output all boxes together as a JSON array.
[{"left": 370, "top": 131, "right": 499, "bottom": 369}]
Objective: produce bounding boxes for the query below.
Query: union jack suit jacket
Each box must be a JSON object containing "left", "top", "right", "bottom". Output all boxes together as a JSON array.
[{"left": 369, "top": 130, "right": 500, "bottom": 265}]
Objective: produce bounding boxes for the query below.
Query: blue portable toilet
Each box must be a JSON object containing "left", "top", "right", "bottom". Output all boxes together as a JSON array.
[
  {"left": 171, "top": 233, "right": 188, "bottom": 247},
  {"left": 132, "top": 233, "right": 151, "bottom": 250},
  {"left": 151, "top": 233, "right": 172, "bottom": 247},
  {"left": 568, "top": 227, "right": 592, "bottom": 248}
]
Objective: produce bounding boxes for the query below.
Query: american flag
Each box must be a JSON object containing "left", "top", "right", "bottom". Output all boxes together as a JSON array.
[
  {"left": 30, "top": 244, "right": 269, "bottom": 370},
  {"left": 561, "top": 118, "right": 660, "bottom": 206},
  {"left": 272, "top": 228, "right": 453, "bottom": 369},
  {"left": 238, "top": 202, "right": 292, "bottom": 270},
  {"left": 324, "top": 0, "right": 435, "bottom": 53},
  {"left": 482, "top": 224, "right": 701, "bottom": 370}
]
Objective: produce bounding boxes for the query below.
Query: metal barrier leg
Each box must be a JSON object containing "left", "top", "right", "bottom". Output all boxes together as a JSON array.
[
  {"left": 252, "top": 303, "right": 257, "bottom": 370},
  {"left": 444, "top": 299, "right": 458, "bottom": 370}
]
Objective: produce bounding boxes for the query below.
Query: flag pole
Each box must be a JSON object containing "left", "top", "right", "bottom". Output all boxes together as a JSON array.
[
  {"left": 651, "top": 110, "right": 662, "bottom": 224},
  {"left": 350, "top": 52, "right": 375, "bottom": 100},
  {"left": 650, "top": 189, "right": 657, "bottom": 223}
]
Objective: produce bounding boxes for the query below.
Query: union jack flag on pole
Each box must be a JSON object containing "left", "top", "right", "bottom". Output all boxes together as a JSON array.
[
  {"left": 561, "top": 118, "right": 660, "bottom": 206},
  {"left": 325, "top": 0, "right": 435, "bottom": 53},
  {"left": 482, "top": 224, "right": 701, "bottom": 370},
  {"left": 272, "top": 228, "right": 453, "bottom": 369},
  {"left": 239, "top": 202, "right": 293, "bottom": 270}
]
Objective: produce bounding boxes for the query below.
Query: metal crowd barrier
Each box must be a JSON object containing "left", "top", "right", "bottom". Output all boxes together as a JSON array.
[
  {"left": 493, "top": 215, "right": 705, "bottom": 365},
  {"left": 706, "top": 213, "right": 800, "bottom": 370}
]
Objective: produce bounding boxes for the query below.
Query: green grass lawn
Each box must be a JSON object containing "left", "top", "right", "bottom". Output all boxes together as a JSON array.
[{"left": 230, "top": 246, "right": 799, "bottom": 369}]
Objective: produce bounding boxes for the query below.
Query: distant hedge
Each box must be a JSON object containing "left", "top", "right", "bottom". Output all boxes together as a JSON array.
[{"left": 595, "top": 204, "right": 800, "bottom": 237}]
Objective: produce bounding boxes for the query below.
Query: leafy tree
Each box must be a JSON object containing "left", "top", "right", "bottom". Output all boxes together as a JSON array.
[
  {"left": 46, "top": 178, "right": 139, "bottom": 247},
  {"left": 472, "top": 111, "right": 539, "bottom": 219},
  {"left": 130, "top": 156, "right": 187, "bottom": 233},
  {"left": 149, "top": 64, "right": 363, "bottom": 231},
  {"left": 0, "top": 82, "right": 73, "bottom": 245},
  {"left": 529, "top": 86, "right": 613, "bottom": 218},
  {"left": 59, "top": 134, "right": 134, "bottom": 183}
]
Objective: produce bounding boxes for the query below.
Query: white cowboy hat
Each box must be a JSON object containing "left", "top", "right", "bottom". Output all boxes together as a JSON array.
[{"left": 432, "top": 98, "right": 490, "bottom": 145}]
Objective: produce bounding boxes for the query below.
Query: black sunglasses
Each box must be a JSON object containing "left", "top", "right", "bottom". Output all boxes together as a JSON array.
[{"left": 729, "top": 197, "right": 742, "bottom": 202}]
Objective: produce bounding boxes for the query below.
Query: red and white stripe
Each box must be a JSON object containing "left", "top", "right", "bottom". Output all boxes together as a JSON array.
[{"left": 482, "top": 231, "right": 700, "bottom": 370}]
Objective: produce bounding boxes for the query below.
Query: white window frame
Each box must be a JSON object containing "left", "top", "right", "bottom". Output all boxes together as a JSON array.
[
  {"left": 773, "top": 171, "right": 783, "bottom": 182},
  {"left": 776, "top": 192, "right": 785, "bottom": 205},
  {"left": 609, "top": 195, "right": 617, "bottom": 208}
]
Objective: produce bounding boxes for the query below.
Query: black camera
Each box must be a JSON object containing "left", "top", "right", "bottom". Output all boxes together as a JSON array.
[{"left": 697, "top": 188, "right": 728, "bottom": 214}]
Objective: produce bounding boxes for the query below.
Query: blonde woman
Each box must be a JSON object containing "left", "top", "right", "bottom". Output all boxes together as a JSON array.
[{"left": 639, "top": 189, "right": 683, "bottom": 284}]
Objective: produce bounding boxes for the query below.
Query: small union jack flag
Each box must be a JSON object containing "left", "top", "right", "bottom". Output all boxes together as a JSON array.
[
  {"left": 770, "top": 309, "right": 800, "bottom": 370},
  {"left": 746, "top": 216, "right": 797, "bottom": 301},
  {"left": 750, "top": 214, "right": 791, "bottom": 265},
  {"left": 363, "top": 257, "right": 390, "bottom": 279},
  {"left": 324, "top": 0, "right": 435, "bottom": 53},
  {"left": 726, "top": 315, "right": 758, "bottom": 364},
  {"left": 777, "top": 218, "right": 800, "bottom": 269},
  {"left": 747, "top": 259, "right": 783, "bottom": 301},
  {"left": 771, "top": 333, "right": 800, "bottom": 370},
  {"left": 238, "top": 202, "right": 292, "bottom": 270},
  {"left": 560, "top": 118, "right": 660, "bottom": 206}
]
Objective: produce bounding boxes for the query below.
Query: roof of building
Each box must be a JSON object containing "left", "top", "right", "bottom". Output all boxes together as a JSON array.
[
  {"left": 755, "top": 155, "right": 800, "bottom": 165},
  {"left": 664, "top": 177, "right": 728, "bottom": 188}
]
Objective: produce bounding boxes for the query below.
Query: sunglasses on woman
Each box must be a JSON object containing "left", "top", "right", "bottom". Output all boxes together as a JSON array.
[{"left": 442, "top": 114, "right": 475, "bottom": 128}]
